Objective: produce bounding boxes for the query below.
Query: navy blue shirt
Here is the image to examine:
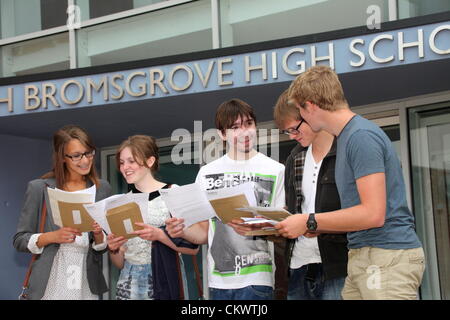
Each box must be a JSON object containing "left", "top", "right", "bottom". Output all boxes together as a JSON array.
[{"left": 335, "top": 115, "right": 422, "bottom": 249}]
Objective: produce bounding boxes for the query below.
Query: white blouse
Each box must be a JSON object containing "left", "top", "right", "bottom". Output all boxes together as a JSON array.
[
  {"left": 123, "top": 196, "right": 171, "bottom": 265},
  {"left": 27, "top": 186, "right": 107, "bottom": 300},
  {"left": 28, "top": 233, "right": 106, "bottom": 300}
]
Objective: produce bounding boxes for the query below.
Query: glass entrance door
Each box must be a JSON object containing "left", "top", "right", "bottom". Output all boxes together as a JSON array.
[{"left": 409, "top": 102, "right": 450, "bottom": 300}]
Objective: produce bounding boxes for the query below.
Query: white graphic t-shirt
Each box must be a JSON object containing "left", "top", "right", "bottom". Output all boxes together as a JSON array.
[{"left": 196, "top": 153, "right": 285, "bottom": 290}]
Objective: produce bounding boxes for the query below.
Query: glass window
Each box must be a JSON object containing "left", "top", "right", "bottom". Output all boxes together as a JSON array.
[
  {"left": 0, "top": 0, "right": 67, "bottom": 39},
  {"left": 398, "top": 0, "right": 450, "bottom": 19},
  {"left": 218, "top": 0, "right": 390, "bottom": 47},
  {"left": 409, "top": 102, "right": 450, "bottom": 300},
  {"left": 87, "top": 0, "right": 133, "bottom": 19},
  {"left": 40, "top": 0, "right": 68, "bottom": 30},
  {"left": 76, "top": 0, "right": 178, "bottom": 21},
  {"left": 0, "top": 32, "right": 69, "bottom": 77},
  {"left": 76, "top": 1, "right": 212, "bottom": 67}
]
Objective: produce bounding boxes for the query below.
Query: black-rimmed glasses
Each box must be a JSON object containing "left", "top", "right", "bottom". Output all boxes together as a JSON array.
[
  {"left": 280, "top": 119, "right": 304, "bottom": 135},
  {"left": 65, "top": 150, "right": 95, "bottom": 162}
]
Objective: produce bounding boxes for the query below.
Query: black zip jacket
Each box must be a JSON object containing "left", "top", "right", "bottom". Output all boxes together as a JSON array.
[{"left": 286, "top": 140, "right": 348, "bottom": 279}]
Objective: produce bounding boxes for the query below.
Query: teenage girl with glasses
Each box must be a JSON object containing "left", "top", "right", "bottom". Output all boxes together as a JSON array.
[{"left": 14, "top": 124, "right": 112, "bottom": 300}]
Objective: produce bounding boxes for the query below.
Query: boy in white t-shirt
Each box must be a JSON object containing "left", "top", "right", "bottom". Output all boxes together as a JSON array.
[{"left": 166, "top": 99, "right": 285, "bottom": 300}]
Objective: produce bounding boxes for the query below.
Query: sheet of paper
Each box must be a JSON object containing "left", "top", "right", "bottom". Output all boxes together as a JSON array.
[
  {"left": 47, "top": 186, "right": 96, "bottom": 232},
  {"left": 159, "top": 183, "right": 216, "bottom": 229},
  {"left": 240, "top": 217, "right": 278, "bottom": 225},
  {"left": 82, "top": 194, "right": 119, "bottom": 235},
  {"left": 237, "top": 206, "right": 291, "bottom": 222},
  {"left": 54, "top": 185, "right": 96, "bottom": 196},
  {"left": 240, "top": 217, "right": 280, "bottom": 236},
  {"left": 83, "top": 193, "right": 149, "bottom": 237}
]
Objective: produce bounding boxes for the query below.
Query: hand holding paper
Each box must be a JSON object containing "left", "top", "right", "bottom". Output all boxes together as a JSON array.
[
  {"left": 232, "top": 207, "right": 292, "bottom": 236},
  {"left": 159, "top": 184, "right": 216, "bottom": 229},
  {"left": 132, "top": 222, "right": 164, "bottom": 241},
  {"left": 275, "top": 213, "right": 309, "bottom": 239},
  {"left": 47, "top": 186, "right": 96, "bottom": 232},
  {"left": 92, "top": 222, "right": 103, "bottom": 235},
  {"left": 160, "top": 182, "right": 258, "bottom": 229},
  {"left": 160, "top": 182, "right": 267, "bottom": 239},
  {"left": 83, "top": 193, "right": 150, "bottom": 239},
  {"left": 236, "top": 206, "right": 292, "bottom": 221},
  {"left": 240, "top": 217, "right": 278, "bottom": 225},
  {"left": 92, "top": 221, "right": 105, "bottom": 243},
  {"left": 107, "top": 233, "right": 127, "bottom": 252},
  {"left": 50, "top": 227, "right": 82, "bottom": 244},
  {"left": 165, "top": 217, "right": 186, "bottom": 238},
  {"left": 227, "top": 219, "right": 263, "bottom": 237}
]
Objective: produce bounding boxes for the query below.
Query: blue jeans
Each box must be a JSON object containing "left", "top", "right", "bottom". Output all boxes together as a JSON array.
[
  {"left": 209, "top": 286, "right": 273, "bottom": 300},
  {"left": 288, "top": 264, "right": 345, "bottom": 300}
]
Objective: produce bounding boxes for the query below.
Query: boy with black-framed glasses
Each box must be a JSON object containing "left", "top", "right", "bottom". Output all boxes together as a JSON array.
[
  {"left": 279, "top": 66, "right": 424, "bottom": 300},
  {"left": 273, "top": 89, "right": 348, "bottom": 300}
]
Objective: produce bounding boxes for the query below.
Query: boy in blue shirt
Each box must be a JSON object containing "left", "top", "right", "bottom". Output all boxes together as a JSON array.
[{"left": 278, "top": 65, "right": 424, "bottom": 300}]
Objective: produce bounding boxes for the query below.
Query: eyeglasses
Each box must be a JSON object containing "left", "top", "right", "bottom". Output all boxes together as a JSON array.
[
  {"left": 280, "top": 119, "right": 304, "bottom": 135},
  {"left": 65, "top": 150, "right": 95, "bottom": 162}
]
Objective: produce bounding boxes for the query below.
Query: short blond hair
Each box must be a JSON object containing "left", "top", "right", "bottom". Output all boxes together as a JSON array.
[
  {"left": 273, "top": 89, "right": 301, "bottom": 129},
  {"left": 287, "top": 65, "right": 348, "bottom": 111}
]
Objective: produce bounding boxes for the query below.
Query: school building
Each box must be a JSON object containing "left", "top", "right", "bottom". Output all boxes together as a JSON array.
[{"left": 0, "top": 0, "right": 449, "bottom": 300}]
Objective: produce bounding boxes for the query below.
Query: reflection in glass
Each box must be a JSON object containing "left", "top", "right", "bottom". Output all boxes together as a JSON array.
[
  {"left": 0, "top": 32, "right": 69, "bottom": 77},
  {"left": 76, "top": 1, "right": 211, "bottom": 67},
  {"left": 0, "top": 0, "right": 67, "bottom": 39},
  {"left": 398, "top": 0, "right": 450, "bottom": 19},
  {"left": 409, "top": 103, "right": 450, "bottom": 300},
  {"left": 218, "top": 0, "right": 390, "bottom": 47}
]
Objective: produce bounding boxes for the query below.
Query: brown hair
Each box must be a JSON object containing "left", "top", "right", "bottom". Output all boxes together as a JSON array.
[
  {"left": 41, "top": 125, "right": 99, "bottom": 189},
  {"left": 273, "top": 89, "right": 302, "bottom": 129},
  {"left": 287, "top": 65, "right": 348, "bottom": 112},
  {"left": 116, "top": 135, "right": 159, "bottom": 173},
  {"left": 215, "top": 98, "right": 257, "bottom": 134}
]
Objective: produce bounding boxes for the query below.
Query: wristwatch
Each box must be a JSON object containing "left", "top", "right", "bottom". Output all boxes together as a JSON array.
[{"left": 306, "top": 213, "right": 318, "bottom": 232}]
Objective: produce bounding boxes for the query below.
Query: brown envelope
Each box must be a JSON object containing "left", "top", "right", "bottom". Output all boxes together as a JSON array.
[
  {"left": 106, "top": 202, "right": 144, "bottom": 239},
  {"left": 209, "top": 194, "right": 254, "bottom": 224},
  {"left": 58, "top": 201, "right": 95, "bottom": 232}
]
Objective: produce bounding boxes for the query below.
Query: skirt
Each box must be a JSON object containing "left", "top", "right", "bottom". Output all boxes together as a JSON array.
[{"left": 116, "top": 260, "right": 153, "bottom": 300}]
